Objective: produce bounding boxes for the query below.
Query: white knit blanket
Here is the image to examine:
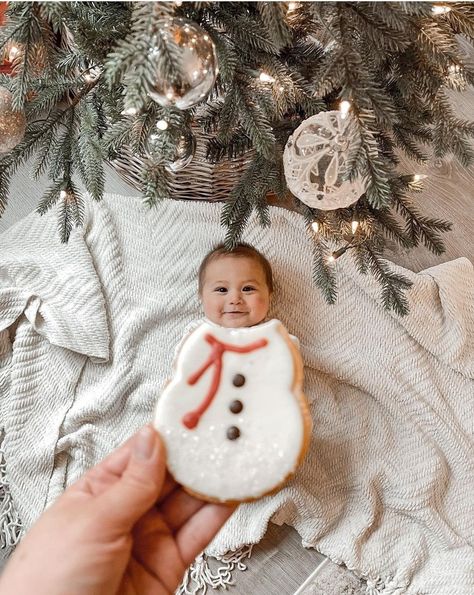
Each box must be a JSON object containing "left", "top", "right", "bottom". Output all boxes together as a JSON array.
[{"left": 0, "top": 193, "right": 473, "bottom": 594}]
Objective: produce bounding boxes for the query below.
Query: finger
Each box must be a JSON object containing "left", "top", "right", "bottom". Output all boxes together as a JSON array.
[
  {"left": 159, "top": 488, "right": 205, "bottom": 531},
  {"left": 96, "top": 426, "right": 167, "bottom": 533},
  {"left": 157, "top": 473, "right": 178, "bottom": 504},
  {"left": 127, "top": 557, "right": 170, "bottom": 595},
  {"left": 131, "top": 513, "right": 187, "bottom": 593},
  {"left": 71, "top": 446, "right": 132, "bottom": 497},
  {"left": 69, "top": 430, "right": 145, "bottom": 497},
  {"left": 75, "top": 444, "right": 177, "bottom": 501},
  {"left": 176, "top": 503, "right": 236, "bottom": 567}
]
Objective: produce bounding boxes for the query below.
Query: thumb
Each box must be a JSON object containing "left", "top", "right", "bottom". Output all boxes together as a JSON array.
[{"left": 97, "top": 426, "right": 167, "bottom": 533}]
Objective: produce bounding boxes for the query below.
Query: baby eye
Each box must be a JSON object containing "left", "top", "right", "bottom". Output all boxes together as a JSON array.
[
  {"left": 242, "top": 286, "right": 256, "bottom": 292},
  {"left": 214, "top": 287, "right": 227, "bottom": 293}
]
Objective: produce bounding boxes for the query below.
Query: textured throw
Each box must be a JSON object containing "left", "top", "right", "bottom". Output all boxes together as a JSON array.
[{"left": 0, "top": 193, "right": 473, "bottom": 594}]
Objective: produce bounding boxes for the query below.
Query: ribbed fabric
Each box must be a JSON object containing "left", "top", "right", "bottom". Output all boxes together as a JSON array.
[{"left": 0, "top": 193, "right": 473, "bottom": 593}]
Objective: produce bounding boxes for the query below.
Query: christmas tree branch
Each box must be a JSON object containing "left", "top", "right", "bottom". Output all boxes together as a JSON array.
[
  {"left": 359, "top": 243, "right": 413, "bottom": 316},
  {"left": 299, "top": 204, "right": 337, "bottom": 304},
  {"left": 0, "top": 1, "right": 471, "bottom": 314}
]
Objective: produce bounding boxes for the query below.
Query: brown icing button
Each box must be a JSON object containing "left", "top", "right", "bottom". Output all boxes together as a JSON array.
[
  {"left": 226, "top": 426, "right": 240, "bottom": 440},
  {"left": 233, "top": 373, "right": 245, "bottom": 387},
  {"left": 229, "top": 400, "right": 243, "bottom": 414}
]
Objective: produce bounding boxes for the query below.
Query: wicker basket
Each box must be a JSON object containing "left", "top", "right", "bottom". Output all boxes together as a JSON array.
[
  {"left": 58, "top": 22, "right": 265, "bottom": 204},
  {"left": 109, "top": 126, "right": 254, "bottom": 202}
]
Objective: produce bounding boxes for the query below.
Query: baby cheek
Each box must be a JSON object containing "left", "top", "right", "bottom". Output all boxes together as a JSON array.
[
  {"left": 254, "top": 295, "right": 270, "bottom": 309},
  {"left": 203, "top": 294, "right": 220, "bottom": 312}
]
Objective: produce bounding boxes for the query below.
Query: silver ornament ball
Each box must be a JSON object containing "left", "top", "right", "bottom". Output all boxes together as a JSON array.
[
  {"left": 148, "top": 18, "right": 218, "bottom": 110},
  {"left": 146, "top": 127, "right": 196, "bottom": 172},
  {"left": 0, "top": 86, "right": 26, "bottom": 154}
]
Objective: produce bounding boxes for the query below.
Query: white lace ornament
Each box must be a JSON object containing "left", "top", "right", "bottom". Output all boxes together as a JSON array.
[{"left": 283, "top": 110, "right": 365, "bottom": 210}]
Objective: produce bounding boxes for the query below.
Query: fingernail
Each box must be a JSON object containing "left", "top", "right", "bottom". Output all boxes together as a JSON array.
[{"left": 134, "top": 425, "right": 156, "bottom": 460}]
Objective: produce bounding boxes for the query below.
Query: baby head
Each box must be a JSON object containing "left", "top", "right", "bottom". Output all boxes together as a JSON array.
[{"left": 198, "top": 243, "right": 273, "bottom": 328}]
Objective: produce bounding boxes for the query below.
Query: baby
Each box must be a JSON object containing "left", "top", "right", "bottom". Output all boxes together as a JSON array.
[
  {"left": 198, "top": 242, "right": 273, "bottom": 328},
  {"left": 196, "top": 243, "right": 299, "bottom": 348},
  {"left": 155, "top": 242, "right": 310, "bottom": 503}
]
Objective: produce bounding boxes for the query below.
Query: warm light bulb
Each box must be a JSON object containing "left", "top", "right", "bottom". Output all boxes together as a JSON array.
[
  {"left": 288, "top": 2, "right": 298, "bottom": 12},
  {"left": 432, "top": 4, "right": 451, "bottom": 14},
  {"left": 8, "top": 45, "right": 20, "bottom": 59},
  {"left": 413, "top": 174, "right": 428, "bottom": 182},
  {"left": 447, "top": 63, "right": 465, "bottom": 89},
  {"left": 259, "top": 72, "right": 275, "bottom": 83},
  {"left": 340, "top": 100, "right": 351, "bottom": 119},
  {"left": 351, "top": 220, "right": 359, "bottom": 234},
  {"left": 156, "top": 119, "right": 168, "bottom": 130},
  {"left": 311, "top": 221, "right": 319, "bottom": 233},
  {"left": 59, "top": 190, "right": 68, "bottom": 200},
  {"left": 328, "top": 255, "right": 335, "bottom": 263},
  {"left": 122, "top": 107, "right": 138, "bottom": 116},
  {"left": 84, "top": 68, "right": 100, "bottom": 83}
]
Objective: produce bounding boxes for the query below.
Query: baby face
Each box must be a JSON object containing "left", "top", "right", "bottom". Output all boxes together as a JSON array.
[{"left": 200, "top": 255, "right": 271, "bottom": 328}]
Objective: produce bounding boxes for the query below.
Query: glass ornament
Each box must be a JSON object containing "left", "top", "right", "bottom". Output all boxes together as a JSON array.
[
  {"left": 146, "top": 127, "right": 196, "bottom": 172},
  {"left": 148, "top": 18, "right": 218, "bottom": 110}
]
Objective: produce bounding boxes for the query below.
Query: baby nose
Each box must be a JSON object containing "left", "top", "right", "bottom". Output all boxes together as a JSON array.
[{"left": 229, "top": 291, "right": 243, "bottom": 304}]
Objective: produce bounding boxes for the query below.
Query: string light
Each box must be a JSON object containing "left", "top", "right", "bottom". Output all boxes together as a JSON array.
[
  {"left": 401, "top": 173, "right": 428, "bottom": 184},
  {"left": 432, "top": 4, "right": 451, "bottom": 14},
  {"left": 311, "top": 220, "right": 319, "bottom": 233},
  {"left": 259, "top": 72, "right": 275, "bottom": 83},
  {"left": 156, "top": 119, "right": 168, "bottom": 130},
  {"left": 59, "top": 190, "right": 67, "bottom": 200},
  {"left": 83, "top": 67, "right": 101, "bottom": 83},
  {"left": 328, "top": 245, "right": 351, "bottom": 263},
  {"left": 447, "top": 63, "right": 464, "bottom": 81},
  {"left": 351, "top": 220, "right": 359, "bottom": 234},
  {"left": 412, "top": 174, "right": 428, "bottom": 182},
  {"left": 447, "top": 63, "right": 465, "bottom": 88},
  {"left": 121, "top": 106, "right": 138, "bottom": 116},
  {"left": 328, "top": 239, "right": 362, "bottom": 263},
  {"left": 287, "top": 2, "right": 299, "bottom": 13},
  {"left": 8, "top": 44, "right": 20, "bottom": 60},
  {"left": 340, "top": 100, "right": 351, "bottom": 119}
]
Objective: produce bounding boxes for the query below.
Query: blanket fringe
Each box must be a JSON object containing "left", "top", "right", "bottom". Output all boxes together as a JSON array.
[
  {"left": 307, "top": 543, "right": 407, "bottom": 595},
  {"left": 176, "top": 544, "right": 254, "bottom": 595},
  {"left": 366, "top": 575, "right": 405, "bottom": 595},
  {"left": 0, "top": 443, "right": 23, "bottom": 551}
]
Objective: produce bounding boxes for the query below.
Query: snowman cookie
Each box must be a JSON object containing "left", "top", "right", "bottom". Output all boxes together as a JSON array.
[{"left": 154, "top": 319, "right": 312, "bottom": 503}]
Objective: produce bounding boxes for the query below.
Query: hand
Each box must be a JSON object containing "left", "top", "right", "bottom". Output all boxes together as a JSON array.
[{"left": 0, "top": 425, "right": 235, "bottom": 595}]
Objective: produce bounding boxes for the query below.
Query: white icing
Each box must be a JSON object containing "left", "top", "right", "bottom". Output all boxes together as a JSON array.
[{"left": 154, "top": 319, "right": 305, "bottom": 501}]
